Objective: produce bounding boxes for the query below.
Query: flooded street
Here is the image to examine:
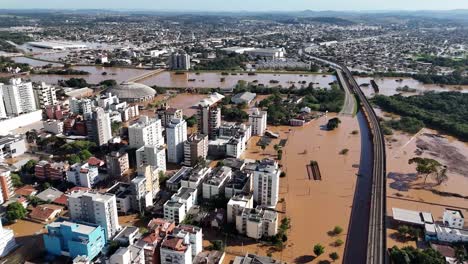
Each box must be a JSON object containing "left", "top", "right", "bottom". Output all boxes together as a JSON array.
[
  {"left": 139, "top": 71, "right": 336, "bottom": 89},
  {"left": 229, "top": 114, "right": 362, "bottom": 262},
  {"left": 355, "top": 76, "right": 468, "bottom": 97}
]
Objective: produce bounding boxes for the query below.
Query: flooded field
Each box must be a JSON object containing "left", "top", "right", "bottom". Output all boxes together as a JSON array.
[
  {"left": 220, "top": 114, "right": 362, "bottom": 262},
  {"left": 381, "top": 109, "right": 468, "bottom": 247},
  {"left": 139, "top": 71, "right": 336, "bottom": 89},
  {"left": 27, "top": 65, "right": 150, "bottom": 84},
  {"left": 163, "top": 93, "right": 207, "bottom": 117},
  {"left": 355, "top": 77, "right": 468, "bottom": 97}
]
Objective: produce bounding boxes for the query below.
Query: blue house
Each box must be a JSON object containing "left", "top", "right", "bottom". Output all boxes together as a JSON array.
[{"left": 43, "top": 220, "right": 106, "bottom": 260}]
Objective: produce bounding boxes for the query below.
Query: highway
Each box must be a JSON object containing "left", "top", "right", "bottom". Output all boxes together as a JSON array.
[{"left": 304, "top": 52, "right": 387, "bottom": 264}]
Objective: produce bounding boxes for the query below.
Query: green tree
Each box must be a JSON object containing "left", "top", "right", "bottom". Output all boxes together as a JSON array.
[
  {"left": 208, "top": 240, "right": 224, "bottom": 251},
  {"left": 79, "top": 149, "right": 93, "bottom": 161},
  {"left": 314, "top": 243, "right": 325, "bottom": 257},
  {"left": 111, "top": 122, "right": 121, "bottom": 136},
  {"left": 397, "top": 225, "right": 410, "bottom": 238},
  {"left": 21, "top": 159, "right": 37, "bottom": 175},
  {"left": 408, "top": 157, "right": 442, "bottom": 184},
  {"left": 327, "top": 117, "right": 341, "bottom": 130},
  {"left": 329, "top": 252, "right": 340, "bottom": 262},
  {"left": 333, "top": 226, "right": 343, "bottom": 235},
  {"left": 184, "top": 115, "right": 198, "bottom": 127},
  {"left": 6, "top": 202, "right": 27, "bottom": 222},
  {"left": 334, "top": 239, "right": 344, "bottom": 247},
  {"left": 10, "top": 173, "right": 23, "bottom": 187},
  {"left": 68, "top": 154, "right": 81, "bottom": 165}
]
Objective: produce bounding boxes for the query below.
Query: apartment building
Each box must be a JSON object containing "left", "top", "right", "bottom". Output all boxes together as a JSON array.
[
  {"left": 202, "top": 166, "right": 232, "bottom": 199},
  {"left": 235, "top": 207, "right": 278, "bottom": 239},
  {"left": 43, "top": 220, "right": 106, "bottom": 261},
  {"left": 35, "top": 160, "right": 69, "bottom": 181},
  {"left": 67, "top": 190, "right": 121, "bottom": 239},
  {"left": 70, "top": 97, "right": 94, "bottom": 116},
  {"left": 43, "top": 119, "right": 64, "bottom": 134},
  {"left": 166, "top": 118, "right": 187, "bottom": 164},
  {"left": 157, "top": 107, "right": 183, "bottom": 127},
  {"left": 249, "top": 108, "right": 268, "bottom": 136},
  {"left": 0, "top": 219, "right": 17, "bottom": 257},
  {"left": 137, "top": 165, "right": 161, "bottom": 199},
  {"left": 136, "top": 145, "right": 166, "bottom": 172},
  {"left": 227, "top": 194, "right": 253, "bottom": 224},
  {"left": 225, "top": 170, "right": 252, "bottom": 199},
  {"left": 180, "top": 166, "right": 211, "bottom": 192},
  {"left": 106, "top": 150, "right": 130, "bottom": 178},
  {"left": 196, "top": 93, "right": 224, "bottom": 140},
  {"left": 160, "top": 233, "right": 192, "bottom": 264},
  {"left": 66, "top": 162, "right": 101, "bottom": 188},
  {"left": 164, "top": 187, "right": 197, "bottom": 224},
  {"left": 183, "top": 133, "right": 208, "bottom": 167},
  {"left": 33, "top": 82, "right": 57, "bottom": 109},
  {"left": 86, "top": 107, "right": 112, "bottom": 146},
  {"left": 0, "top": 168, "right": 14, "bottom": 204},
  {"left": 128, "top": 116, "right": 164, "bottom": 149},
  {"left": 2, "top": 78, "right": 37, "bottom": 115},
  {"left": 172, "top": 225, "right": 203, "bottom": 257},
  {"left": 169, "top": 51, "right": 191, "bottom": 71},
  {"left": 253, "top": 159, "right": 280, "bottom": 207}
]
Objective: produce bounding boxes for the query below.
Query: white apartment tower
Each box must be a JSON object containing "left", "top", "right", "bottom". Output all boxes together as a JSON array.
[
  {"left": 33, "top": 82, "right": 57, "bottom": 108},
  {"left": 2, "top": 78, "right": 36, "bottom": 115},
  {"left": 67, "top": 190, "right": 121, "bottom": 239},
  {"left": 86, "top": 107, "right": 112, "bottom": 146},
  {"left": 166, "top": 118, "right": 187, "bottom": 164},
  {"left": 0, "top": 219, "right": 17, "bottom": 257},
  {"left": 136, "top": 145, "right": 166, "bottom": 172},
  {"left": 249, "top": 108, "right": 268, "bottom": 136},
  {"left": 253, "top": 159, "right": 281, "bottom": 207},
  {"left": 0, "top": 86, "right": 7, "bottom": 118},
  {"left": 128, "top": 116, "right": 164, "bottom": 149}
]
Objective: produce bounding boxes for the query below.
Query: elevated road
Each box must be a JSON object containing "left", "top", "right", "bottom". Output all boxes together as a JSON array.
[
  {"left": 127, "top": 69, "right": 165, "bottom": 82},
  {"left": 305, "top": 52, "right": 387, "bottom": 264}
]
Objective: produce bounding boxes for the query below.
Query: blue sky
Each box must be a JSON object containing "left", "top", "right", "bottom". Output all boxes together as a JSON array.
[{"left": 0, "top": 0, "right": 467, "bottom": 11}]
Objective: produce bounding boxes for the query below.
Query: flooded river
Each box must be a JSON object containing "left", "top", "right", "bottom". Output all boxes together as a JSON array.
[
  {"left": 138, "top": 71, "right": 336, "bottom": 89},
  {"left": 356, "top": 76, "right": 468, "bottom": 97},
  {"left": 27, "top": 65, "right": 150, "bottom": 84}
]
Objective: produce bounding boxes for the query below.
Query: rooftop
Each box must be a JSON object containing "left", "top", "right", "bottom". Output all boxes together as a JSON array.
[
  {"left": 107, "top": 82, "right": 156, "bottom": 101},
  {"left": 205, "top": 166, "right": 232, "bottom": 186},
  {"left": 196, "top": 92, "right": 225, "bottom": 107},
  {"left": 392, "top": 207, "right": 434, "bottom": 225},
  {"left": 36, "top": 187, "right": 64, "bottom": 202},
  {"left": 48, "top": 220, "right": 98, "bottom": 235}
]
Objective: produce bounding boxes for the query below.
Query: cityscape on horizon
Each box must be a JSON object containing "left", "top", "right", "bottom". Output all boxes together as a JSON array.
[{"left": 0, "top": 4, "right": 466, "bottom": 264}]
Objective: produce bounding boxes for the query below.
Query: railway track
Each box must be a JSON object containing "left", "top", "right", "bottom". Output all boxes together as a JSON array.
[{"left": 304, "top": 52, "right": 387, "bottom": 264}]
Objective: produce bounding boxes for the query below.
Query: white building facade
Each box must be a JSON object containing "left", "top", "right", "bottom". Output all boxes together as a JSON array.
[
  {"left": 253, "top": 159, "right": 280, "bottom": 207},
  {"left": 249, "top": 108, "right": 267, "bottom": 136},
  {"left": 166, "top": 118, "right": 187, "bottom": 164},
  {"left": 67, "top": 190, "right": 121, "bottom": 239}
]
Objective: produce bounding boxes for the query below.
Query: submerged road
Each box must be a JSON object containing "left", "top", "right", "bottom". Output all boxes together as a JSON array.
[{"left": 304, "top": 52, "right": 387, "bottom": 264}]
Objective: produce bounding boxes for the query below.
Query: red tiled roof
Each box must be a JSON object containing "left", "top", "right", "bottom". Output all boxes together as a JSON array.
[
  {"left": 88, "top": 157, "right": 104, "bottom": 167},
  {"left": 15, "top": 185, "right": 37, "bottom": 197},
  {"left": 29, "top": 204, "right": 62, "bottom": 221},
  {"left": 53, "top": 194, "right": 68, "bottom": 205}
]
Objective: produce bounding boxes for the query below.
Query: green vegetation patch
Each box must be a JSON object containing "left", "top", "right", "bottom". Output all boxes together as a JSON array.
[{"left": 373, "top": 92, "right": 468, "bottom": 141}]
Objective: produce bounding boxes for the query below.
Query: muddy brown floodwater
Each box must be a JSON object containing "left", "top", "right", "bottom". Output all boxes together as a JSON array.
[
  {"left": 139, "top": 71, "right": 336, "bottom": 89},
  {"left": 27, "top": 66, "right": 150, "bottom": 84},
  {"left": 219, "top": 114, "right": 361, "bottom": 263},
  {"left": 355, "top": 77, "right": 468, "bottom": 97},
  {"left": 381, "top": 109, "right": 468, "bottom": 249}
]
